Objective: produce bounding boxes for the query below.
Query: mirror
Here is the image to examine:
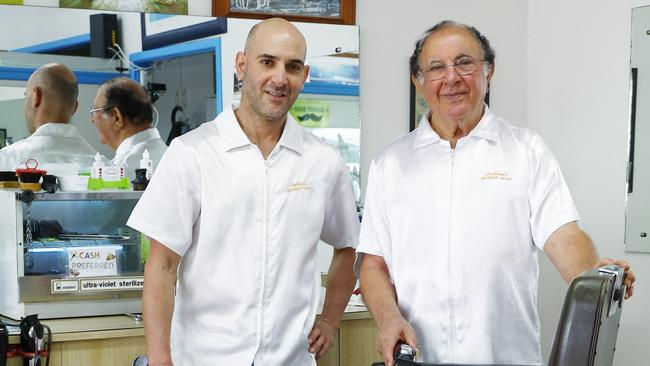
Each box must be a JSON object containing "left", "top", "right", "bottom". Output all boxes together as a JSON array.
[
  {"left": 627, "top": 6, "right": 650, "bottom": 253},
  {"left": 0, "top": 4, "right": 360, "bottom": 273}
]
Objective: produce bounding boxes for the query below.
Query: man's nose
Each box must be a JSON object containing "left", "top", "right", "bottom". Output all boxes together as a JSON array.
[
  {"left": 442, "top": 65, "right": 462, "bottom": 83},
  {"left": 269, "top": 65, "right": 289, "bottom": 85}
]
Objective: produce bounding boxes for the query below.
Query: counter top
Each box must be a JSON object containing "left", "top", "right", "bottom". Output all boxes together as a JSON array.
[{"left": 5, "top": 307, "right": 371, "bottom": 344}]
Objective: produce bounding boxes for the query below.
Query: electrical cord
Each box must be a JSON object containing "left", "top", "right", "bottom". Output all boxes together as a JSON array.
[{"left": 108, "top": 43, "right": 154, "bottom": 72}]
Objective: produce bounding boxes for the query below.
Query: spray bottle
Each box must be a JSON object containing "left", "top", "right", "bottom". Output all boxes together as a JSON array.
[{"left": 139, "top": 149, "right": 153, "bottom": 180}]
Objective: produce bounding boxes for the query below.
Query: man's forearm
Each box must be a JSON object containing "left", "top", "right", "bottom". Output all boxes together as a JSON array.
[
  {"left": 143, "top": 242, "right": 179, "bottom": 365},
  {"left": 545, "top": 222, "right": 599, "bottom": 283},
  {"left": 359, "top": 253, "right": 401, "bottom": 326},
  {"left": 320, "top": 247, "right": 356, "bottom": 327}
]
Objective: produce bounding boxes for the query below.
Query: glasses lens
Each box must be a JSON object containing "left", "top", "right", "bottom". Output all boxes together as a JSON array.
[
  {"left": 424, "top": 64, "right": 446, "bottom": 80},
  {"left": 455, "top": 58, "right": 479, "bottom": 74},
  {"left": 423, "top": 58, "right": 481, "bottom": 81}
]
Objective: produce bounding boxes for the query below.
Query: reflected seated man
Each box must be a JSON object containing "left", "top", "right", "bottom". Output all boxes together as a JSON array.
[{"left": 90, "top": 77, "right": 167, "bottom": 181}]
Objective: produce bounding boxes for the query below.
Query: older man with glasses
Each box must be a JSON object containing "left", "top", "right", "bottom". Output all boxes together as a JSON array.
[
  {"left": 356, "top": 20, "right": 636, "bottom": 366},
  {"left": 90, "top": 77, "right": 167, "bottom": 181}
]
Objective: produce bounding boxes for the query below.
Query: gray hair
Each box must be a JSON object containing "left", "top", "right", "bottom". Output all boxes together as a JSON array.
[{"left": 409, "top": 20, "right": 495, "bottom": 80}]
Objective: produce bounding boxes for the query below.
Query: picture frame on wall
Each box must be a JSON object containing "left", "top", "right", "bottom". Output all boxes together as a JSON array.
[
  {"left": 213, "top": 0, "right": 356, "bottom": 25},
  {"left": 0, "top": 128, "right": 6, "bottom": 149},
  {"left": 140, "top": 13, "right": 228, "bottom": 51},
  {"left": 409, "top": 83, "right": 428, "bottom": 132},
  {"left": 409, "top": 81, "right": 491, "bottom": 131}
]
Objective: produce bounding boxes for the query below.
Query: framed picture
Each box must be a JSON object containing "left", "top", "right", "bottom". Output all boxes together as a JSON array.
[
  {"left": 213, "top": 0, "right": 356, "bottom": 25},
  {"left": 409, "top": 83, "right": 428, "bottom": 132},
  {"left": 141, "top": 13, "right": 228, "bottom": 51},
  {"left": 409, "top": 81, "right": 491, "bottom": 131},
  {"left": 0, "top": 128, "right": 6, "bottom": 149}
]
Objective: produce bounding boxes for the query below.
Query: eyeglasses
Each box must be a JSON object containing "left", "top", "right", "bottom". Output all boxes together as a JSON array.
[
  {"left": 89, "top": 105, "right": 114, "bottom": 118},
  {"left": 420, "top": 57, "right": 485, "bottom": 81}
]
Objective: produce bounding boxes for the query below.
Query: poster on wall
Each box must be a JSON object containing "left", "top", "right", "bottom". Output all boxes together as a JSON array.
[
  {"left": 59, "top": 0, "right": 189, "bottom": 15},
  {"left": 290, "top": 99, "right": 330, "bottom": 128}
]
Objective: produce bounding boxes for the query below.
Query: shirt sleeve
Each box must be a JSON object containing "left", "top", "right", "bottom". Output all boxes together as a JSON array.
[
  {"left": 354, "top": 159, "right": 393, "bottom": 277},
  {"left": 0, "top": 150, "right": 13, "bottom": 171},
  {"left": 319, "top": 153, "right": 360, "bottom": 249},
  {"left": 528, "top": 135, "right": 580, "bottom": 249},
  {"left": 127, "top": 139, "right": 201, "bottom": 256}
]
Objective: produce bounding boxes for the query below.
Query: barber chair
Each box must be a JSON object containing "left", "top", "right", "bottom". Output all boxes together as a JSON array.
[{"left": 371, "top": 264, "right": 627, "bottom": 366}]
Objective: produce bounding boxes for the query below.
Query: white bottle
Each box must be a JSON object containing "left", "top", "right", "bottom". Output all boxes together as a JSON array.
[
  {"left": 140, "top": 149, "right": 153, "bottom": 180},
  {"left": 91, "top": 152, "right": 104, "bottom": 179}
]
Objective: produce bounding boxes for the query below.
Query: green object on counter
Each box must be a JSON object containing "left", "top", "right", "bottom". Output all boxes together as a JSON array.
[
  {"left": 140, "top": 234, "right": 150, "bottom": 264},
  {"left": 88, "top": 177, "right": 130, "bottom": 190}
]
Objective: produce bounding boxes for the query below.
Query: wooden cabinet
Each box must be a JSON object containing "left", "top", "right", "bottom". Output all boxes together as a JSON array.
[
  {"left": 318, "top": 313, "right": 382, "bottom": 366},
  {"left": 6, "top": 312, "right": 380, "bottom": 366}
]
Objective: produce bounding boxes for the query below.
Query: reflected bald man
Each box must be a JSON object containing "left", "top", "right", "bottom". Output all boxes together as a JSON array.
[
  {"left": 128, "top": 18, "right": 360, "bottom": 366},
  {"left": 0, "top": 63, "right": 98, "bottom": 170}
]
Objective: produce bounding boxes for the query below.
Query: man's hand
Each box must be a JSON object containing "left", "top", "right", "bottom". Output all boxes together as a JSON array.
[
  {"left": 595, "top": 258, "right": 636, "bottom": 299},
  {"left": 308, "top": 318, "right": 338, "bottom": 359},
  {"left": 376, "top": 314, "right": 419, "bottom": 366}
]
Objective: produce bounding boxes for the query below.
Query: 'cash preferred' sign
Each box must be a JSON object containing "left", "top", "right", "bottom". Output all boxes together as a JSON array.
[{"left": 67, "top": 246, "right": 118, "bottom": 277}]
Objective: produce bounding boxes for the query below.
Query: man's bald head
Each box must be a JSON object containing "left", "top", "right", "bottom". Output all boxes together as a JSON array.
[
  {"left": 24, "top": 63, "right": 79, "bottom": 132},
  {"left": 30, "top": 63, "right": 78, "bottom": 109},
  {"left": 243, "top": 17, "right": 307, "bottom": 59}
]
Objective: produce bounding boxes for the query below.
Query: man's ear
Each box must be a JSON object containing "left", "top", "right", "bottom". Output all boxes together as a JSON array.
[
  {"left": 112, "top": 107, "right": 124, "bottom": 129},
  {"left": 411, "top": 74, "right": 425, "bottom": 95},
  {"left": 71, "top": 100, "right": 79, "bottom": 116},
  {"left": 486, "top": 63, "right": 495, "bottom": 82},
  {"left": 32, "top": 87, "right": 43, "bottom": 108},
  {"left": 235, "top": 51, "right": 247, "bottom": 81}
]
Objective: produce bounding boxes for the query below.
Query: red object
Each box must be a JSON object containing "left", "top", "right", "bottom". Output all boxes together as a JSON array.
[
  {"left": 15, "top": 158, "right": 47, "bottom": 176},
  {"left": 6, "top": 345, "right": 49, "bottom": 359},
  {"left": 15, "top": 159, "right": 47, "bottom": 183},
  {"left": 352, "top": 287, "right": 362, "bottom": 295}
]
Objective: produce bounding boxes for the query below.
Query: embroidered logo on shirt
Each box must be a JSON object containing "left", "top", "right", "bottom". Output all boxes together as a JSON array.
[
  {"left": 481, "top": 171, "right": 512, "bottom": 181},
  {"left": 288, "top": 181, "right": 311, "bottom": 192}
]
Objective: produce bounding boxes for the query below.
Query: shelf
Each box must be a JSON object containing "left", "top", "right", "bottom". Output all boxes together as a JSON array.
[{"left": 19, "top": 190, "right": 144, "bottom": 201}]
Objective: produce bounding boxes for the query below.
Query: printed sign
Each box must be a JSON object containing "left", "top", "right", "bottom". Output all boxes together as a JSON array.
[
  {"left": 80, "top": 277, "right": 144, "bottom": 292},
  {"left": 290, "top": 99, "right": 330, "bottom": 128},
  {"left": 51, "top": 279, "right": 79, "bottom": 294},
  {"left": 67, "top": 246, "right": 118, "bottom": 278}
]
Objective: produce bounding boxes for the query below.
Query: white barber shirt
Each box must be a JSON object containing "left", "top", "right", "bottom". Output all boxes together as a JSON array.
[
  {"left": 127, "top": 107, "right": 359, "bottom": 366},
  {"left": 111, "top": 127, "right": 167, "bottom": 181},
  {"left": 0, "top": 123, "right": 97, "bottom": 170},
  {"left": 357, "top": 107, "right": 579, "bottom": 365}
]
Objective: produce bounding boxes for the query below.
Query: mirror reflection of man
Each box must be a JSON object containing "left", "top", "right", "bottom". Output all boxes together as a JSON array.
[
  {"left": 90, "top": 77, "right": 167, "bottom": 180},
  {"left": 127, "top": 18, "right": 359, "bottom": 366},
  {"left": 0, "top": 63, "right": 97, "bottom": 171},
  {"left": 357, "top": 20, "right": 636, "bottom": 366}
]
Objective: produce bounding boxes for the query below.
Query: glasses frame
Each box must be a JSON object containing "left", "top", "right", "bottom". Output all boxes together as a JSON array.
[
  {"left": 420, "top": 57, "right": 486, "bottom": 81},
  {"left": 89, "top": 105, "right": 115, "bottom": 118}
]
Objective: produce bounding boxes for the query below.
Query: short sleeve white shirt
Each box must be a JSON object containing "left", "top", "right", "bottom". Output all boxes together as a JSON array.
[
  {"left": 127, "top": 107, "right": 359, "bottom": 366},
  {"left": 357, "top": 107, "right": 579, "bottom": 365},
  {"left": 111, "top": 127, "right": 167, "bottom": 181},
  {"left": 0, "top": 123, "right": 98, "bottom": 170}
]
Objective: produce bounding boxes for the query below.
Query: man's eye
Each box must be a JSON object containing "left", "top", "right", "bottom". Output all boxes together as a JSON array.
[
  {"left": 456, "top": 58, "right": 475, "bottom": 66},
  {"left": 261, "top": 59, "right": 273, "bottom": 66},
  {"left": 287, "top": 64, "right": 302, "bottom": 72},
  {"left": 427, "top": 65, "right": 445, "bottom": 73}
]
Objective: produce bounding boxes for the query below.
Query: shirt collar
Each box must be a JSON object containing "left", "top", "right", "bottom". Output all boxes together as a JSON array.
[
  {"left": 31, "top": 122, "right": 79, "bottom": 138},
  {"left": 412, "top": 105, "right": 499, "bottom": 149},
  {"left": 218, "top": 106, "right": 304, "bottom": 155},
  {"left": 114, "top": 128, "right": 162, "bottom": 161}
]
